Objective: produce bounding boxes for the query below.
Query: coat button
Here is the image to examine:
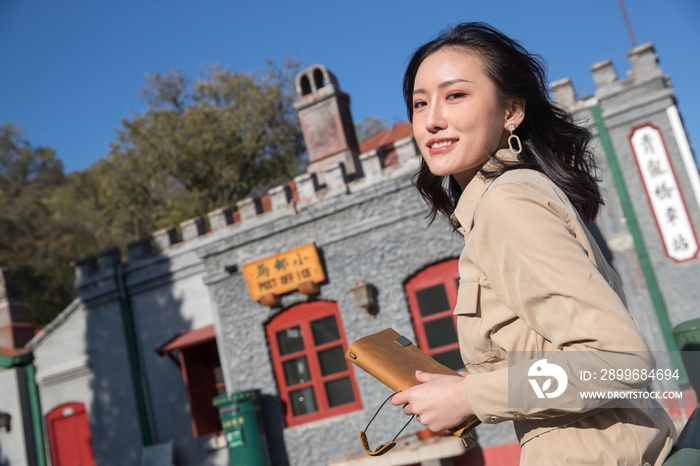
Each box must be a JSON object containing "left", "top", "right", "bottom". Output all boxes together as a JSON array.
[{"left": 488, "top": 416, "right": 501, "bottom": 423}]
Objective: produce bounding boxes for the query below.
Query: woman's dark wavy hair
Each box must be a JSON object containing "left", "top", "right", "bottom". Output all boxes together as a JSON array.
[{"left": 404, "top": 22, "right": 603, "bottom": 225}]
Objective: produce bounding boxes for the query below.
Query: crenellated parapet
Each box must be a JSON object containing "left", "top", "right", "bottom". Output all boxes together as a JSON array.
[
  {"left": 161, "top": 137, "right": 418, "bottom": 246},
  {"left": 207, "top": 206, "right": 234, "bottom": 231},
  {"left": 127, "top": 238, "right": 153, "bottom": 262},
  {"left": 72, "top": 255, "right": 98, "bottom": 286},
  {"left": 551, "top": 42, "right": 669, "bottom": 114},
  {"left": 70, "top": 135, "right": 421, "bottom": 289},
  {"left": 152, "top": 227, "right": 178, "bottom": 251}
]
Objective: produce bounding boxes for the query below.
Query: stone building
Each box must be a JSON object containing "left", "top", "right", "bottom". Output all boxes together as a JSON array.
[{"left": 10, "top": 43, "right": 700, "bottom": 466}]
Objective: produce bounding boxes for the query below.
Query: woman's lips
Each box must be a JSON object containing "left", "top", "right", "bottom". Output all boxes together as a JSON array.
[{"left": 427, "top": 138, "right": 458, "bottom": 154}]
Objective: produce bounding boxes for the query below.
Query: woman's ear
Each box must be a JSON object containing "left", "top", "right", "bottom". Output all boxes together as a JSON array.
[{"left": 504, "top": 98, "right": 526, "bottom": 129}]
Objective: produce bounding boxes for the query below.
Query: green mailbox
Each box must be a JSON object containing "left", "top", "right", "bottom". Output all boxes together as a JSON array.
[
  {"left": 213, "top": 389, "right": 272, "bottom": 466},
  {"left": 673, "top": 318, "right": 700, "bottom": 390}
]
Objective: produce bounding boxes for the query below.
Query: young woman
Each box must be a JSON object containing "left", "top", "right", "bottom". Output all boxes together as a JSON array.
[{"left": 390, "top": 23, "right": 676, "bottom": 465}]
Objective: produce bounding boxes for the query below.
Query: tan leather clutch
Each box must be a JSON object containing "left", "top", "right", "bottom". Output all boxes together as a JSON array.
[{"left": 345, "top": 328, "right": 480, "bottom": 454}]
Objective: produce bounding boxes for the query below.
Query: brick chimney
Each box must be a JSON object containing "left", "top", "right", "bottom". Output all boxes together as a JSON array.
[{"left": 293, "top": 65, "right": 362, "bottom": 183}]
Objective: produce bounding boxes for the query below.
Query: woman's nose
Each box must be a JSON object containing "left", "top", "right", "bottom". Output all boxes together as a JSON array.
[{"left": 425, "top": 102, "right": 446, "bottom": 132}]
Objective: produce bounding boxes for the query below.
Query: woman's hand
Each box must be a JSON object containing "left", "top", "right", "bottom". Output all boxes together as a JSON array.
[{"left": 390, "top": 371, "right": 475, "bottom": 432}]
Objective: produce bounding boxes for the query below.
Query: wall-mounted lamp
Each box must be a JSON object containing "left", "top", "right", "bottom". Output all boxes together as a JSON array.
[
  {"left": 0, "top": 412, "right": 11, "bottom": 432},
  {"left": 349, "top": 278, "right": 377, "bottom": 315}
]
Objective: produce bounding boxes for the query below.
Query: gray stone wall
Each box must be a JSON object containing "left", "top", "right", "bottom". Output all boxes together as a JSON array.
[
  {"left": 128, "top": 268, "right": 228, "bottom": 466},
  {"left": 0, "top": 367, "right": 33, "bottom": 466}
]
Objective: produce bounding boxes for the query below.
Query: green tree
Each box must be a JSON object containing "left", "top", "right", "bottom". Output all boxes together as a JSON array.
[
  {"left": 0, "top": 59, "right": 306, "bottom": 326},
  {"left": 103, "top": 59, "right": 306, "bottom": 240},
  {"left": 0, "top": 124, "right": 93, "bottom": 326}
]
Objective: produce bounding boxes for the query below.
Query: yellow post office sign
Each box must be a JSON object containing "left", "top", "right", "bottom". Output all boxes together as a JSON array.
[{"left": 241, "top": 243, "right": 325, "bottom": 301}]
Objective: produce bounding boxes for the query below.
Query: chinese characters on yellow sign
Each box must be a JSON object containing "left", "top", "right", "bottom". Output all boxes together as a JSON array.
[{"left": 241, "top": 243, "right": 325, "bottom": 301}]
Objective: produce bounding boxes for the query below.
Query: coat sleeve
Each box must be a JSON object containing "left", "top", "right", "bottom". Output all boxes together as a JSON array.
[{"left": 462, "top": 179, "right": 654, "bottom": 423}]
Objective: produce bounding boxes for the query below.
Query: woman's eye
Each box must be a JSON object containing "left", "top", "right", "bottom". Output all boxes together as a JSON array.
[
  {"left": 447, "top": 92, "right": 467, "bottom": 100},
  {"left": 412, "top": 101, "right": 427, "bottom": 109}
]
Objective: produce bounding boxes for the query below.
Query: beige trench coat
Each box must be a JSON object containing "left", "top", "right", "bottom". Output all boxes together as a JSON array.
[{"left": 451, "top": 149, "right": 675, "bottom": 465}]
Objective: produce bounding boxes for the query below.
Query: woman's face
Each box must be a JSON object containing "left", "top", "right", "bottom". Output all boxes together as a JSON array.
[{"left": 412, "top": 48, "right": 509, "bottom": 189}]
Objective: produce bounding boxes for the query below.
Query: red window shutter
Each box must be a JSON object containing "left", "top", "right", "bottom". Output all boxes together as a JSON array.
[{"left": 180, "top": 342, "right": 222, "bottom": 437}]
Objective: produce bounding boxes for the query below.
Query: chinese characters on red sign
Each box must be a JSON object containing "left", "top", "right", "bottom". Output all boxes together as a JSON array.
[{"left": 630, "top": 124, "right": 698, "bottom": 262}]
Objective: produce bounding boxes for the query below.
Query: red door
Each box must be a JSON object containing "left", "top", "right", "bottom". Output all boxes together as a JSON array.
[{"left": 47, "top": 402, "right": 96, "bottom": 466}]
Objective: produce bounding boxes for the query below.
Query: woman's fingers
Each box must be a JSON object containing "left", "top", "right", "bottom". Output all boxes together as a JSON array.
[
  {"left": 390, "top": 390, "right": 408, "bottom": 406},
  {"left": 414, "top": 370, "right": 435, "bottom": 383},
  {"left": 390, "top": 371, "right": 437, "bottom": 407},
  {"left": 389, "top": 371, "right": 475, "bottom": 431},
  {"left": 394, "top": 373, "right": 475, "bottom": 431}
]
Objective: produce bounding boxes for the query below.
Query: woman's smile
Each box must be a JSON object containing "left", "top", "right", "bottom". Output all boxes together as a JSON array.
[{"left": 427, "top": 138, "right": 459, "bottom": 154}]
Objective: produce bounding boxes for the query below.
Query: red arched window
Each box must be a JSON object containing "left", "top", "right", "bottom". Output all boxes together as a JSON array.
[
  {"left": 47, "top": 402, "right": 96, "bottom": 466},
  {"left": 405, "top": 259, "right": 464, "bottom": 372},
  {"left": 266, "top": 301, "right": 362, "bottom": 426}
]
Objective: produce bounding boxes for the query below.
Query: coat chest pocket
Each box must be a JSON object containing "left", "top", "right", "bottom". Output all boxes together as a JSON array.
[{"left": 454, "top": 279, "right": 498, "bottom": 365}]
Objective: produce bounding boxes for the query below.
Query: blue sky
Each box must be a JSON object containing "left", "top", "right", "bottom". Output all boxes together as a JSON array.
[{"left": 1, "top": 0, "right": 698, "bottom": 173}]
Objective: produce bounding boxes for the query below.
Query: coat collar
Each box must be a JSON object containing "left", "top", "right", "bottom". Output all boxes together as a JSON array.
[{"left": 450, "top": 148, "right": 518, "bottom": 235}]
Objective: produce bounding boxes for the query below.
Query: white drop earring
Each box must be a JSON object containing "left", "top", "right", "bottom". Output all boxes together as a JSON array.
[{"left": 507, "top": 123, "right": 522, "bottom": 155}]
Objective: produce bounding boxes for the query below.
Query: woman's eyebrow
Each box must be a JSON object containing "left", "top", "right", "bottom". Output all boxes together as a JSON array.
[
  {"left": 413, "top": 78, "right": 473, "bottom": 95},
  {"left": 439, "top": 78, "right": 473, "bottom": 88}
]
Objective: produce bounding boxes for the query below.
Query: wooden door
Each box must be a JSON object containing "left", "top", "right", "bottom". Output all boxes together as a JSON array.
[{"left": 47, "top": 402, "right": 96, "bottom": 466}]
